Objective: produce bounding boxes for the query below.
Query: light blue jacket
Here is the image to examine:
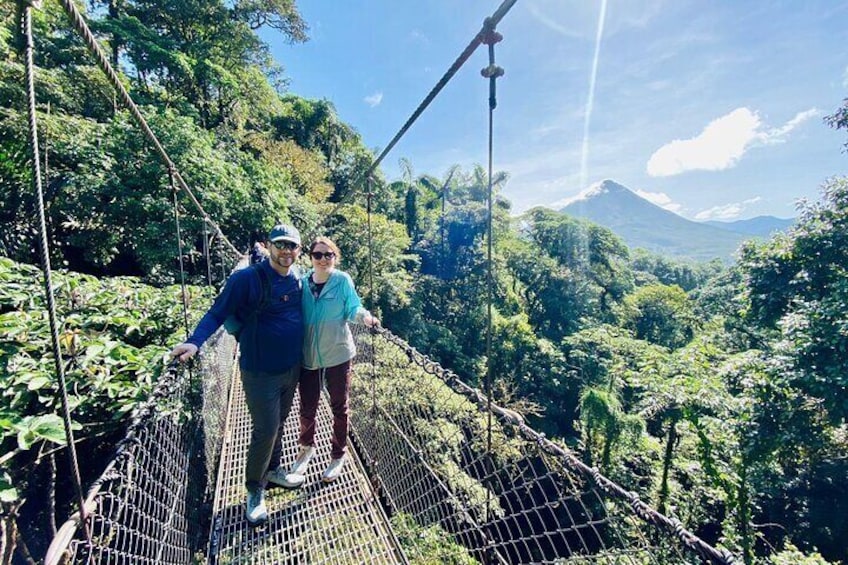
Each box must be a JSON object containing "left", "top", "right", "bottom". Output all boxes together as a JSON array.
[{"left": 301, "top": 269, "right": 370, "bottom": 369}]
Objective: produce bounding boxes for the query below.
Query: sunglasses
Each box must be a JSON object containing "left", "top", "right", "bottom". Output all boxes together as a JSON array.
[
  {"left": 271, "top": 241, "right": 298, "bottom": 250},
  {"left": 310, "top": 251, "right": 336, "bottom": 260}
]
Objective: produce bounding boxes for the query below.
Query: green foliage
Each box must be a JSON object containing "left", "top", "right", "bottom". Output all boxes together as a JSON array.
[
  {"left": 273, "top": 96, "right": 355, "bottom": 167},
  {"left": 0, "top": 105, "right": 308, "bottom": 278},
  {"left": 0, "top": 470, "right": 16, "bottom": 503},
  {"left": 768, "top": 543, "right": 836, "bottom": 565},
  {"left": 92, "top": 0, "right": 306, "bottom": 128},
  {"left": 390, "top": 513, "right": 476, "bottom": 565},
  {"left": 579, "top": 386, "right": 645, "bottom": 472},
  {"left": 630, "top": 249, "right": 724, "bottom": 291},
  {"left": 621, "top": 283, "right": 697, "bottom": 349},
  {"left": 739, "top": 177, "right": 848, "bottom": 422},
  {"left": 517, "top": 207, "right": 633, "bottom": 336},
  {"left": 0, "top": 256, "right": 213, "bottom": 504}
]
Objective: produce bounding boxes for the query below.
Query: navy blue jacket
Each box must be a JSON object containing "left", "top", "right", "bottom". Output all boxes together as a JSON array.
[{"left": 188, "top": 260, "right": 303, "bottom": 373}]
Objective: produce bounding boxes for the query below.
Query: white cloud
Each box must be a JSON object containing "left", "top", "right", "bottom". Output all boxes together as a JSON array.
[
  {"left": 635, "top": 189, "right": 684, "bottom": 213},
  {"left": 364, "top": 92, "right": 383, "bottom": 108},
  {"left": 647, "top": 107, "right": 820, "bottom": 177},
  {"left": 694, "top": 197, "right": 762, "bottom": 221},
  {"left": 760, "top": 108, "right": 820, "bottom": 145}
]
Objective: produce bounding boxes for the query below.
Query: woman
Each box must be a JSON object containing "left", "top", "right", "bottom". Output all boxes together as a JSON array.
[{"left": 284, "top": 236, "right": 379, "bottom": 486}]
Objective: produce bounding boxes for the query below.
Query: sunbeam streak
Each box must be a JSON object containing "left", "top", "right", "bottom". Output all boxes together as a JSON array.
[{"left": 580, "top": 0, "right": 608, "bottom": 192}]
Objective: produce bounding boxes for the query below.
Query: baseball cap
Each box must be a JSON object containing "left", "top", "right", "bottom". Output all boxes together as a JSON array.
[{"left": 268, "top": 224, "right": 301, "bottom": 245}]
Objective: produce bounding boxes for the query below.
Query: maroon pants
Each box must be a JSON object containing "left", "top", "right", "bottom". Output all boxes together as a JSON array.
[{"left": 299, "top": 360, "right": 351, "bottom": 460}]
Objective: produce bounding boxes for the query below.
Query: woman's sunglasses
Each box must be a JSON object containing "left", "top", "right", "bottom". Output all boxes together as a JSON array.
[{"left": 310, "top": 251, "right": 336, "bottom": 260}]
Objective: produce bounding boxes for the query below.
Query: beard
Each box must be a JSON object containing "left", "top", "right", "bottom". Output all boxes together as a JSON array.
[{"left": 274, "top": 254, "right": 294, "bottom": 269}]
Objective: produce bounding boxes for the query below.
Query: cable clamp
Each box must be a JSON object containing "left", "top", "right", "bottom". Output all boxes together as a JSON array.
[
  {"left": 479, "top": 17, "right": 503, "bottom": 45},
  {"left": 481, "top": 65, "right": 504, "bottom": 79},
  {"left": 481, "top": 30, "right": 503, "bottom": 46}
]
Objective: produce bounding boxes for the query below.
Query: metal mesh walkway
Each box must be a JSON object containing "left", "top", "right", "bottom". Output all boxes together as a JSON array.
[{"left": 207, "top": 363, "right": 406, "bottom": 565}]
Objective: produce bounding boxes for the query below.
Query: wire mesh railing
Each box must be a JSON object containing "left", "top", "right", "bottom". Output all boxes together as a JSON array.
[
  {"left": 45, "top": 318, "right": 737, "bottom": 564},
  {"left": 44, "top": 328, "right": 238, "bottom": 565},
  {"left": 348, "top": 325, "right": 737, "bottom": 565}
]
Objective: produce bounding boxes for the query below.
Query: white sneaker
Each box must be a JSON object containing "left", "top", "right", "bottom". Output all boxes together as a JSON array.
[
  {"left": 246, "top": 488, "right": 267, "bottom": 525},
  {"left": 266, "top": 466, "right": 305, "bottom": 489},
  {"left": 289, "top": 445, "right": 315, "bottom": 475},
  {"left": 322, "top": 456, "right": 345, "bottom": 483}
]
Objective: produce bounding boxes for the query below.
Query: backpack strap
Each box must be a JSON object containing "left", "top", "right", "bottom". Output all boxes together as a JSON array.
[
  {"left": 253, "top": 263, "right": 272, "bottom": 312},
  {"left": 245, "top": 262, "right": 272, "bottom": 326}
]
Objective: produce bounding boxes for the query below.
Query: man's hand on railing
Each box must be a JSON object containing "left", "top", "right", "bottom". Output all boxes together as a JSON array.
[{"left": 170, "top": 343, "right": 198, "bottom": 362}]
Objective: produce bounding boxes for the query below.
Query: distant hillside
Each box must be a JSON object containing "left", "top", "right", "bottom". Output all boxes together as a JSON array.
[
  {"left": 704, "top": 216, "right": 794, "bottom": 236},
  {"left": 558, "top": 180, "right": 750, "bottom": 262}
]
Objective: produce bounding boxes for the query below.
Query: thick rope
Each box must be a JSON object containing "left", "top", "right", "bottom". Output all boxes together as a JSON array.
[
  {"left": 54, "top": 0, "right": 240, "bottom": 259},
  {"left": 21, "top": 0, "right": 91, "bottom": 544},
  {"left": 374, "top": 328, "right": 738, "bottom": 565}
]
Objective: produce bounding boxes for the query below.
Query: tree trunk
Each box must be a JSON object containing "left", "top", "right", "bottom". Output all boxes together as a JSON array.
[
  {"left": 108, "top": 0, "right": 121, "bottom": 68},
  {"left": 657, "top": 417, "right": 678, "bottom": 514},
  {"left": 601, "top": 418, "right": 614, "bottom": 472},
  {"left": 0, "top": 502, "right": 20, "bottom": 565},
  {"left": 738, "top": 462, "right": 753, "bottom": 565}
]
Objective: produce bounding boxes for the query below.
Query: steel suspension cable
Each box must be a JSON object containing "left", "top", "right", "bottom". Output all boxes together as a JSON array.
[
  {"left": 316, "top": 0, "right": 519, "bottom": 234},
  {"left": 365, "top": 177, "right": 382, "bottom": 496},
  {"left": 170, "top": 168, "right": 191, "bottom": 340},
  {"left": 54, "top": 0, "right": 241, "bottom": 260},
  {"left": 480, "top": 18, "right": 505, "bottom": 542},
  {"left": 366, "top": 179, "right": 378, "bottom": 415},
  {"left": 203, "top": 220, "right": 212, "bottom": 286},
  {"left": 217, "top": 236, "right": 227, "bottom": 282},
  {"left": 21, "top": 0, "right": 90, "bottom": 544}
]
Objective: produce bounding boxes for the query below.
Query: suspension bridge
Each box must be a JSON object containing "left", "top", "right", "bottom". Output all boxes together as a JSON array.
[{"left": 14, "top": 0, "right": 738, "bottom": 563}]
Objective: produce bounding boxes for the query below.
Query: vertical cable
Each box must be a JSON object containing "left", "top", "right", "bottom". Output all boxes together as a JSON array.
[
  {"left": 44, "top": 101, "right": 50, "bottom": 189},
  {"left": 366, "top": 178, "right": 377, "bottom": 412},
  {"left": 170, "top": 168, "right": 191, "bottom": 340},
  {"left": 21, "top": 0, "right": 91, "bottom": 544},
  {"left": 202, "top": 219, "right": 212, "bottom": 286},
  {"left": 365, "top": 177, "right": 381, "bottom": 495},
  {"left": 480, "top": 17, "right": 504, "bottom": 551},
  {"left": 218, "top": 234, "right": 227, "bottom": 282}
]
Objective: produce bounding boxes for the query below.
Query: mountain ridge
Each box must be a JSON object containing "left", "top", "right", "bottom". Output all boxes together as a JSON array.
[
  {"left": 703, "top": 215, "right": 794, "bottom": 236},
  {"left": 557, "top": 180, "right": 760, "bottom": 262}
]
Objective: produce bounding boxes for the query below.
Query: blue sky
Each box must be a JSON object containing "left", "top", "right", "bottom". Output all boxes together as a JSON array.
[{"left": 263, "top": 1, "right": 848, "bottom": 221}]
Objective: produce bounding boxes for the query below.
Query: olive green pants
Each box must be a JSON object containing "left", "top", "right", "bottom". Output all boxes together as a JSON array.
[{"left": 240, "top": 365, "right": 299, "bottom": 489}]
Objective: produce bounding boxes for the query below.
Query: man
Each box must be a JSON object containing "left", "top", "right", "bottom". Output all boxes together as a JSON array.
[
  {"left": 249, "top": 240, "right": 268, "bottom": 264},
  {"left": 170, "top": 223, "right": 304, "bottom": 526}
]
